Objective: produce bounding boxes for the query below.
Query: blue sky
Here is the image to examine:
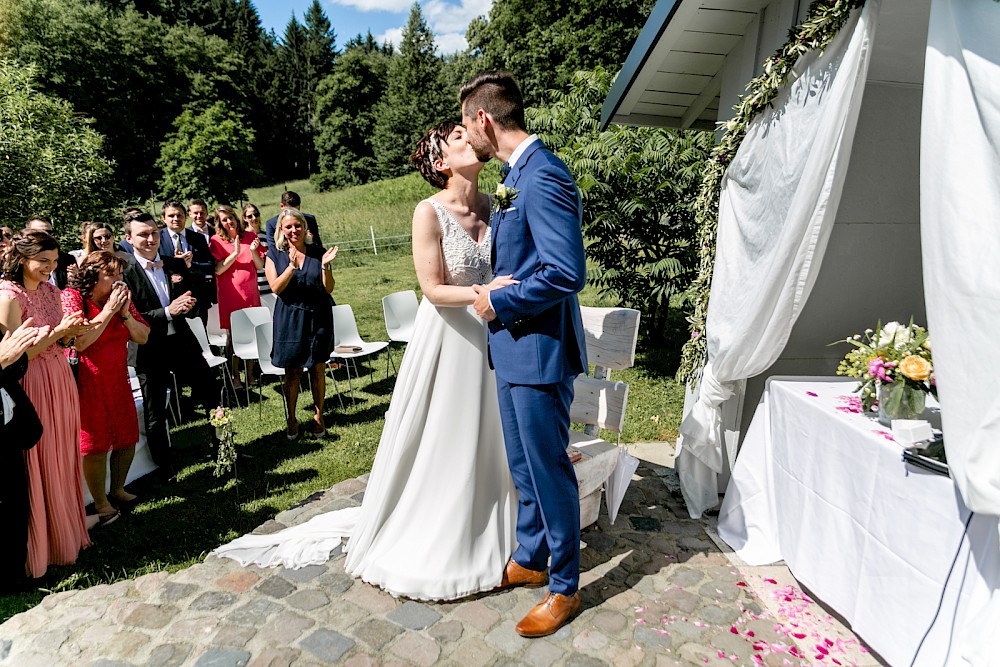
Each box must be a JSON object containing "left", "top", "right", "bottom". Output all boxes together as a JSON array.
[{"left": 254, "top": 0, "right": 493, "bottom": 54}]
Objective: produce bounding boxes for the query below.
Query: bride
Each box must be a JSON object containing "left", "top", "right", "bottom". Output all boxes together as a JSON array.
[{"left": 211, "top": 121, "right": 519, "bottom": 601}]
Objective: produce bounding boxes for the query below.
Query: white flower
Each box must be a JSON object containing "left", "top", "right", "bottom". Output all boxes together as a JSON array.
[
  {"left": 876, "top": 321, "right": 912, "bottom": 349},
  {"left": 922, "top": 338, "right": 932, "bottom": 352}
]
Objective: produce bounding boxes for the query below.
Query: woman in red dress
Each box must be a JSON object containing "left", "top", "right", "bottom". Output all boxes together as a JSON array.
[
  {"left": 210, "top": 205, "right": 265, "bottom": 389},
  {"left": 61, "top": 251, "right": 149, "bottom": 520}
]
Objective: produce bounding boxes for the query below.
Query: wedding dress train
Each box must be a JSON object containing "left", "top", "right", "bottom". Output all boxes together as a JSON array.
[{"left": 211, "top": 199, "right": 517, "bottom": 601}]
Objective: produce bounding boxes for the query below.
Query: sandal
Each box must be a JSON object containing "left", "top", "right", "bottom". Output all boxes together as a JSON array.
[{"left": 91, "top": 510, "right": 120, "bottom": 528}]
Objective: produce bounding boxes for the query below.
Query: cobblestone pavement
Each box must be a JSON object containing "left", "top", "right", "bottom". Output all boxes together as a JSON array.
[{"left": 0, "top": 459, "right": 879, "bottom": 666}]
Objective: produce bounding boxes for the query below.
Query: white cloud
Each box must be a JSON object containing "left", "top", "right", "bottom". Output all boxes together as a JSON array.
[
  {"left": 332, "top": 0, "right": 411, "bottom": 11},
  {"left": 374, "top": 0, "right": 492, "bottom": 54},
  {"left": 435, "top": 31, "right": 468, "bottom": 54},
  {"left": 376, "top": 26, "right": 405, "bottom": 48}
]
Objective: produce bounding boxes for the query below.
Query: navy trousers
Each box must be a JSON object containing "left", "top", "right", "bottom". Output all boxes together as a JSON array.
[{"left": 496, "top": 375, "right": 580, "bottom": 596}]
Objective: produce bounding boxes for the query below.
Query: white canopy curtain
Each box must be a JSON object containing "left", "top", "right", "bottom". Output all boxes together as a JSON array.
[
  {"left": 675, "top": 2, "right": 880, "bottom": 518},
  {"left": 921, "top": 0, "right": 1000, "bottom": 663}
]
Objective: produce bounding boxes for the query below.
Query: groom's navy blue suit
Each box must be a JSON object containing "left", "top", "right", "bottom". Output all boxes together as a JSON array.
[{"left": 488, "top": 137, "right": 588, "bottom": 596}]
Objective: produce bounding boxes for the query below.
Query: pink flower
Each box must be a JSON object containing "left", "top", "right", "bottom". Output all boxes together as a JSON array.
[
  {"left": 215, "top": 408, "right": 225, "bottom": 420},
  {"left": 867, "top": 357, "right": 896, "bottom": 382},
  {"left": 806, "top": 391, "right": 818, "bottom": 397}
]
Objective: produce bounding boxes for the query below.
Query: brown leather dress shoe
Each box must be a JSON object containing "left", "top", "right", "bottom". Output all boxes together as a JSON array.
[
  {"left": 515, "top": 591, "right": 582, "bottom": 637},
  {"left": 493, "top": 558, "right": 548, "bottom": 592}
]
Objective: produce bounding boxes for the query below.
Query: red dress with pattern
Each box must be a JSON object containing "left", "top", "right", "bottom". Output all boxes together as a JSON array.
[
  {"left": 210, "top": 231, "right": 264, "bottom": 329},
  {"left": 0, "top": 280, "right": 89, "bottom": 578},
  {"left": 60, "top": 289, "right": 147, "bottom": 456}
]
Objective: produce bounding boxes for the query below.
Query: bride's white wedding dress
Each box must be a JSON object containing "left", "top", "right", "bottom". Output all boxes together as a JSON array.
[{"left": 211, "top": 199, "right": 517, "bottom": 601}]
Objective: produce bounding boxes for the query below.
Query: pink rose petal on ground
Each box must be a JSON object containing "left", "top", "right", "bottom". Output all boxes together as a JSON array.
[
  {"left": 718, "top": 650, "right": 727, "bottom": 658},
  {"left": 807, "top": 391, "right": 818, "bottom": 397},
  {"left": 753, "top": 655, "right": 764, "bottom": 666},
  {"left": 747, "top": 630, "right": 755, "bottom": 637},
  {"left": 792, "top": 632, "right": 806, "bottom": 639},
  {"left": 764, "top": 578, "right": 777, "bottom": 584},
  {"left": 816, "top": 645, "right": 829, "bottom": 655},
  {"left": 737, "top": 581, "right": 748, "bottom": 587}
]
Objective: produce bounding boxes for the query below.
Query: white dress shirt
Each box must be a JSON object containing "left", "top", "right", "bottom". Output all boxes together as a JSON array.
[
  {"left": 133, "top": 249, "right": 175, "bottom": 334},
  {"left": 505, "top": 134, "right": 538, "bottom": 173}
]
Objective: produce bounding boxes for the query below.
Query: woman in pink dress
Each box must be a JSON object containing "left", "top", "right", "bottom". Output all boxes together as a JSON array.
[
  {"left": 62, "top": 251, "right": 150, "bottom": 521},
  {"left": 210, "top": 205, "right": 265, "bottom": 389},
  {"left": 0, "top": 230, "right": 98, "bottom": 579}
]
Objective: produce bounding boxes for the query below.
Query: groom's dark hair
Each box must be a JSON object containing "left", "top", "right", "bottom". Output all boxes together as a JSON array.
[{"left": 459, "top": 71, "right": 526, "bottom": 131}]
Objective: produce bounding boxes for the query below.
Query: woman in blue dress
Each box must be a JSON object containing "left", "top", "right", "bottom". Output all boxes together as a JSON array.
[{"left": 265, "top": 208, "right": 339, "bottom": 439}]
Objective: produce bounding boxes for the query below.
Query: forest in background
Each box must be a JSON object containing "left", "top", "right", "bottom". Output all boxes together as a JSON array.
[{"left": 0, "top": 0, "right": 654, "bottom": 200}]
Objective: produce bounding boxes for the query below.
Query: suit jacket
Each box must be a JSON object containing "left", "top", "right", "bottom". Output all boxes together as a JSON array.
[
  {"left": 51, "top": 250, "right": 75, "bottom": 289},
  {"left": 266, "top": 212, "right": 323, "bottom": 249},
  {"left": 121, "top": 253, "right": 198, "bottom": 373},
  {"left": 0, "top": 354, "right": 42, "bottom": 449},
  {"left": 159, "top": 227, "right": 216, "bottom": 311},
  {"left": 488, "top": 138, "right": 588, "bottom": 385}
]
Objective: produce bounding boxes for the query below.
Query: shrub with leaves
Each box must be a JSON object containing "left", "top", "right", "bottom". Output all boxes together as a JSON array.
[
  {"left": 0, "top": 58, "right": 114, "bottom": 241},
  {"left": 155, "top": 102, "right": 261, "bottom": 203},
  {"left": 529, "top": 67, "right": 712, "bottom": 343}
]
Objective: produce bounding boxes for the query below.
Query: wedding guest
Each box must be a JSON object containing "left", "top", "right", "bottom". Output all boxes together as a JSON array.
[
  {"left": 211, "top": 205, "right": 265, "bottom": 389},
  {"left": 0, "top": 230, "right": 98, "bottom": 578},
  {"left": 117, "top": 209, "right": 142, "bottom": 253},
  {"left": 121, "top": 213, "right": 220, "bottom": 476},
  {"left": 0, "top": 319, "right": 45, "bottom": 593},
  {"left": 243, "top": 204, "right": 271, "bottom": 296},
  {"left": 24, "top": 216, "right": 75, "bottom": 289},
  {"left": 265, "top": 191, "right": 323, "bottom": 248},
  {"left": 188, "top": 199, "right": 215, "bottom": 243},
  {"left": 69, "top": 221, "right": 96, "bottom": 264},
  {"left": 161, "top": 200, "right": 214, "bottom": 321},
  {"left": 1, "top": 226, "right": 13, "bottom": 250},
  {"left": 265, "top": 209, "right": 338, "bottom": 438},
  {"left": 62, "top": 251, "right": 149, "bottom": 519}
]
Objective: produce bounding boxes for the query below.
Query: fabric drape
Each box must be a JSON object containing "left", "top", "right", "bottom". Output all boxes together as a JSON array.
[
  {"left": 921, "top": 1, "right": 1000, "bottom": 663},
  {"left": 675, "top": 2, "right": 879, "bottom": 518}
]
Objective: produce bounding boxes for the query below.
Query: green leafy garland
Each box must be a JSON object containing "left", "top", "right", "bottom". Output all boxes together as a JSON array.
[{"left": 677, "top": 0, "right": 867, "bottom": 385}]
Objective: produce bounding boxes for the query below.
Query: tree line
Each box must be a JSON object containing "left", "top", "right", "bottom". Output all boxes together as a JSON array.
[{"left": 0, "top": 0, "right": 655, "bottom": 208}]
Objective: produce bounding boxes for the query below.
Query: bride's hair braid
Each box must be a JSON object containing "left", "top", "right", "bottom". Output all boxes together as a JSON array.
[{"left": 410, "top": 121, "right": 458, "bottom": 190}]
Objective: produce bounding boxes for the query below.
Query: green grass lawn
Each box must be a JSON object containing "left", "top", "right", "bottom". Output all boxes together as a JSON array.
[{"left": 0, "top": 174, "right": 685, "bottom": 621}]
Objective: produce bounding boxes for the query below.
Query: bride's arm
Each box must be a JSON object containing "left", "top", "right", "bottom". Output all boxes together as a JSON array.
[{"left": 412, "top": 202, "right": 478, "bottom": 307}]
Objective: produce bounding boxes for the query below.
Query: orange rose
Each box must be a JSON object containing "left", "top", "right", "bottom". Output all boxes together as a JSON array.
[{"left": 899, "top": 355, "right": 931, "bottom": 382}]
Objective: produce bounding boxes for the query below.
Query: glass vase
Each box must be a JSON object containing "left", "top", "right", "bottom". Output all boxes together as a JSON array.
[{"left": 878, "top": 381, "right": 927, "bottom": 427}]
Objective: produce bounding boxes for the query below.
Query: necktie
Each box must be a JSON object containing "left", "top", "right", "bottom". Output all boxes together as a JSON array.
[
  {"left": 501, "top": 163, "right": 511, "bottom": 180},
  {"left": 146, "top": 259, "right": 164, "bottom": 270},
  {"left": 175, "top": 234, "right": 185, "bottom": 253}
]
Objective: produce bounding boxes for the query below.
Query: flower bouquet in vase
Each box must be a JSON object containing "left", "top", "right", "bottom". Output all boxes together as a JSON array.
[{"left": 833, "top": 320, "right": 934, "bottom": 426}]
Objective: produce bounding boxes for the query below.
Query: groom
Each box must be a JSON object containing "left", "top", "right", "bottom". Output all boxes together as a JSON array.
[{"left": 463, "top": 71, "right": 589, "bottom": 638}]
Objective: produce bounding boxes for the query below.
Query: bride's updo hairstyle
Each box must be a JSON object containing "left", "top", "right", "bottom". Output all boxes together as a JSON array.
[{"left": 410, "top": 120, "right": 458, "bottom": 190}]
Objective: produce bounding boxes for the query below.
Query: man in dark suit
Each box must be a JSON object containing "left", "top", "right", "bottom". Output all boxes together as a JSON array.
[
  {"left": 24, "top": 216, "right": 75, "bottom": 289},
  {"left": 122, "top": 212, "right": 219, "bottom": 475},
  {"left": 265, "top": 191, "right": 323, "bottom": 248},
  {"left": 464, "top": 72, "right": 589, "bottom": 638},
  {"left": 158, "top": 200, "right": 215, "bottom": 321}
]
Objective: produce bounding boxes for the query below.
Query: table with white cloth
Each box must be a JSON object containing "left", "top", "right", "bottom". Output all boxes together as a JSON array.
[
  {"left": 81, "top": 375, "right": 157, "bottom": 505},
  {"left": 718, "top": 377, "right": 1000, "bottom": 666}
]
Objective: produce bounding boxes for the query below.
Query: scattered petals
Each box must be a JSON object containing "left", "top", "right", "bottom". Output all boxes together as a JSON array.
[
  {"left": 807, "top": 391, "right": 818, "bottom": 397},
  {"left": 730, "top": 625, "right": 739, "bottom": 634},
  {"left": 764, "top": 578, "right": 777, "bottom": 584}
]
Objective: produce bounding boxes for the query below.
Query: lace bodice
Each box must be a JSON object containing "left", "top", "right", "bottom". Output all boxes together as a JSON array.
[{"left": 425, "top": 199, "right": 492, "bottom": 287}]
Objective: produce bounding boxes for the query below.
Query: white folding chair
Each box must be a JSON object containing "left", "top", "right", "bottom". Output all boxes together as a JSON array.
[
  {"left": 260, "top": 292, "right": 277, "bottom": 317},
  {"left": 189, "top": 316, "right": 236, "bottom": 403},
  {"left": 329, "top": 304, "right": 389, "bottom": 402},
  {"left": 206, "top": 304, "right": 228, "bottom": 348},
  {"left": 382, "top": 290, "right": 419, "bottom": 374},
  {"left": 230, "top": 306, "right": 272, "bottom": 405},
  {"left": 253, "top": 322, "right": 288, "bottom": 419}
]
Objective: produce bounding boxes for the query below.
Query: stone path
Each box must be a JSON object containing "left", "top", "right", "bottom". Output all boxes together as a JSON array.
[{"left": 0, "top": 455, "right": 880, "bottom": 666}]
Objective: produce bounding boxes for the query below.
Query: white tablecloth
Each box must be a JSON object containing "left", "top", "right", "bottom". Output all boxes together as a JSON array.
[
  {"left": 718, "top": 377, "right": 1000, "bottom": 666},
  {"left": 81, "top": 377, "right": 157, "bottom": 505}
]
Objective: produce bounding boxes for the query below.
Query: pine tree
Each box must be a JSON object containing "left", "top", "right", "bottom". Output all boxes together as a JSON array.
[{"left": 371, "top": 3, "right": 449, "bottom": 180}]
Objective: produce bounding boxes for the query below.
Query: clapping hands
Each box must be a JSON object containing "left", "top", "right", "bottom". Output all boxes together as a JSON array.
[
  {"left": 0, "top": 318, "right": 49, "bottom": 369},
  {"left": 56, "top": 310, "right": 99, "bottom": 339},
  {"left": 322, "top": 246, "right": 339, "bottom": 268}
]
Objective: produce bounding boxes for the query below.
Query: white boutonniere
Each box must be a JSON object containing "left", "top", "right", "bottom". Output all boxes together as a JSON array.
[{"left": 492, "top": 183, "right": 520, "bottom": 215}]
